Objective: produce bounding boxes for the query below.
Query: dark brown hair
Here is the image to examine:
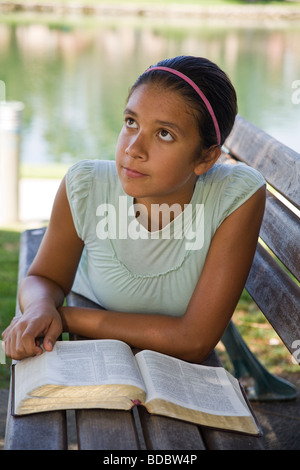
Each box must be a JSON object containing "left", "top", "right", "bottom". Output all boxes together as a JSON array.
[{"left": 128, "top": 56, "right": 237, "bottom": 150}]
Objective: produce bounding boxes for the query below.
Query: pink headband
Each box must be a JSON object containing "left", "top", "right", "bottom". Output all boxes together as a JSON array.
[{"left": 145, "top": 66, "right": 221, "bottom": 146}]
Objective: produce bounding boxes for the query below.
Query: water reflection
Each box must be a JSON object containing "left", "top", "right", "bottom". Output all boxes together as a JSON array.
[{"left": 0, "top": 18, "right": 299, "bottom": 166}]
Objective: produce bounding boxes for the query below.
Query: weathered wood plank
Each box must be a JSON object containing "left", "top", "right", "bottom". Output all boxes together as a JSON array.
[
  {"left": 260, "top": 191, "right": 300, "bottom": 282},
  {"left": 246, "top": 243, "right": 300, "bottom": 359},
  {"left": 76, "top": 409, "right": 140, "bottom": 450},
  {"left": 5, "top": 386, "right": 67, "bottom": 450},
  {"left": 16, "top": 227, "right": 46, "bottom": 282},
  {"left": 201, "top": 428, "right": 264, "bottom": 450},
  {"left": 225, "top": 115, "right": 300, "bottom": 210},
  {"left": 137, "top": 407, "right": 206, "bottom": 450},
  {"left": 67, "top": 291, "right": 101, "bottom": 310}
]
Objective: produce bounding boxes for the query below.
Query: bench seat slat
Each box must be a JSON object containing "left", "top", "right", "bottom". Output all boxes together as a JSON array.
[
  {"left": 246, "top": 243, "right": 300, "bottom": 358},
  {"left": 76, "top": 409, "right": 140, "bottom": 450},
  {"left": 5, "top": 386, "right": 67, "bottom": 450},
  {"left": 225, "top": 115, "right": 300, "bottom": 210},
  {"left": 201, "top": 428, "right": 264, "bottom": 450},
  {"left": 137, "top": 407, "right": 206, "bottom": 450}
]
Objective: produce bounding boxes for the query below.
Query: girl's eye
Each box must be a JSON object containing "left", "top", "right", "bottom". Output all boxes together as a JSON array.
[
  {"left": 159, "top": 129, "right": 174, "bottom": 142},
  {"left": 125, "top": 118, "right": 138, "bottom": 129}
]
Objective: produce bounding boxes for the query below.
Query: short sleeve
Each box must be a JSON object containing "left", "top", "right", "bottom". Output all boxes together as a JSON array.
[
  {"left": 65, "top": 160, "right": 95, "bottom": 239},
  {"left": 217, "top": 163, "right": 266, "bottom": 227}
]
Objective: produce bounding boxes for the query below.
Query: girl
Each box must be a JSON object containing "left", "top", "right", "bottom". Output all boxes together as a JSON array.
[{"left": 2, "top": 56, "right": 266, "bottom": 363}]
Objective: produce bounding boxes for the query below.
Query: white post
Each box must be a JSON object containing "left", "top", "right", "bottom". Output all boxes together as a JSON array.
[{"left": 0, "top": 101, "right": 24, "bottom": 224}]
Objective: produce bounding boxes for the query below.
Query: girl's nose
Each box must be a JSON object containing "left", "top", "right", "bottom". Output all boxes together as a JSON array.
[{"left": 125, "top": 132, "right": 148, "bottom": 160}]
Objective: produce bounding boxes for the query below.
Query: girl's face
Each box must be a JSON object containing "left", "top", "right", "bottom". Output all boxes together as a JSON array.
[{"left": 115, "top": 83, "right": 210, "bottom": 208}]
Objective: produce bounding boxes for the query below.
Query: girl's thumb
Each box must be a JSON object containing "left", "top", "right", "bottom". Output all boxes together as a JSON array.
[
  {"left": 43, "top": 323, "right": 61, "bottom": 352},
  {"left": 43, "top": 336, "right": 54, "bottom": 351}
]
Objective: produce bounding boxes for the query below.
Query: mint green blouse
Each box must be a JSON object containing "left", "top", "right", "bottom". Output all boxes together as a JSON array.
[{"left": 66, "top": 159, "right": 265, "bottom": 317}]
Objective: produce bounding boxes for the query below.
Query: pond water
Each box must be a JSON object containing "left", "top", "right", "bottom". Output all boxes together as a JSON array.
[{"left": 0, "top": 15, "right": 299, "bottom": 167}]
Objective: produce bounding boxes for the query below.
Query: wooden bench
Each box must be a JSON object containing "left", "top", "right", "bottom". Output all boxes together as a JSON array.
[
  {"left": 220, "top": 116, "right": 300, "bottom": 401},
  {"left": 4, "top": 115, "right": 300, "bottom": 450}
]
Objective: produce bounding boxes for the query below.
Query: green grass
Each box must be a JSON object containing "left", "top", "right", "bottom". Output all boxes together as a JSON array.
[
  {"left": 0, "top": 228, "right": 20, "bottom": 388},
  {"left": 0, "top": 229, "right": 20, "bottom": 330},
  {"left": 217, "top": 287, "right": 300, "bottom": 378}
]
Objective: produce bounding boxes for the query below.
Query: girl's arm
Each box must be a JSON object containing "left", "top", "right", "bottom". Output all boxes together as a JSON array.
[
  {"left": 2, "top": 178, "right": 84, "bottom": 359},
  {"left": 60, "top": 185, "right": 266, "bottom": 363}
]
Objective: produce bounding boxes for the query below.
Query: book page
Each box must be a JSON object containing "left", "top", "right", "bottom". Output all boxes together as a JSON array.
[
  {"left": 14, "top": 339, "right": 145, "bottom": 395},
  {"left": 14, "top": 353, "right": 48, "bottom": 409},
  {"left": 136, "top": 350, "right": 250, "bottom": 417},
  {"left": 44, "top": 340, "right": 145, "bottom": 389}
]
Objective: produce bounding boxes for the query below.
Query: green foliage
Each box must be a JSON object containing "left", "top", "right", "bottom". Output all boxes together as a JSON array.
[
  {"left": 0, "top": 229, "right": 20, "bottom": 387},
  {"left": 0, "top": 230, "right": 20, "bottom": 330},
  {"left": 217, "top": 293, "right": 300, "bottom": 376}
]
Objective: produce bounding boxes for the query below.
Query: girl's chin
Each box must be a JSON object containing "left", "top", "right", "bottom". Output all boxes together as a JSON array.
[{"left": 119, "top": 179, "right": 149, "bottom": 199}]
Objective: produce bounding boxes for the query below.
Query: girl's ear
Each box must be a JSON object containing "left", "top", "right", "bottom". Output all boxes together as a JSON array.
[{"left": 194, "top": 145, "right": 221, "bottom": 176}]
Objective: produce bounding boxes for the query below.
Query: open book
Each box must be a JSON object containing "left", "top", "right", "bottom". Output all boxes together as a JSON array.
[{"left": 12, "top": 339, "right": 261, "bottom": 435}]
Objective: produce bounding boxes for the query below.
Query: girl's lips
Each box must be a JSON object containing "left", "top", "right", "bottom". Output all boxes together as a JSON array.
[{"left": 123, "top": 167, "right": 148, "bottom": 178}]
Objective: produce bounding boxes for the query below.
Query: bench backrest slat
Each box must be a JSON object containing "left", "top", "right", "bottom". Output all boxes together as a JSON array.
[
  {"left": 261, "top": 191, "right": 300, "bottom": 282},
  {"left": 224, "top": 115, "right": 300, "bottom": 360},
  {"left": 246, "top": 243, "right": 300, "bottom": 357},
  {"left": 225, "top": 115, "right": 300, "bottom": 210}
]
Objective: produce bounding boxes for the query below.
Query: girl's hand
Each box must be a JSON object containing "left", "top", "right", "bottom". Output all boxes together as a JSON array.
[{"left": 2, "top": 304, "right": 63, "bottom": 360}]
